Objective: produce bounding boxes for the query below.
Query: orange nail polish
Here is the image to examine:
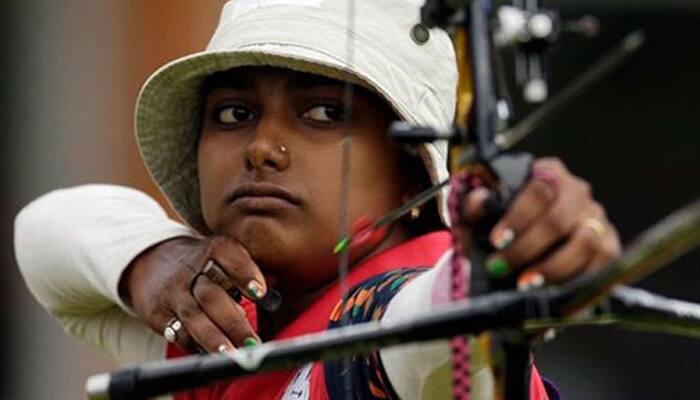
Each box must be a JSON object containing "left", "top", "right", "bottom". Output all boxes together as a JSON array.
[{"left": 517, "top": 271, "right": 545, "bottom": 291}]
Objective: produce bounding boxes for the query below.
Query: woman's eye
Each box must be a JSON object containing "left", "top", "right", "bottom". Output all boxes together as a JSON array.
[
  {"left": 302, "top": 105, "right": 344, "bottom": 123},
  {"left": 216, "top": 106, "right": 253, "bottom": 124}
]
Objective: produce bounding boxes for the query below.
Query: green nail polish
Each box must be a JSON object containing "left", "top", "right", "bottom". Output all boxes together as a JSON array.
[
  {"left": 333, "top": 237, "right": 350, "bottom": 254},
  {"left": 244, "top": 337, "right": 259, "bottom": 347},
  {"left": 487, "top": 257, "right": 509, "bottom": 278}
]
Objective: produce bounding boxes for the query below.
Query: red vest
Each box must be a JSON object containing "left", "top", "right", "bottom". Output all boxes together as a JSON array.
[{"left": 167, "top": 232, "right": 550, "bottom": 400}]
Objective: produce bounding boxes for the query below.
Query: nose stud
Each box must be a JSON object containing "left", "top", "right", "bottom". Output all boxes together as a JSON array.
[{"left": 245, "top": 143, "right": 289, "bottom": 171}]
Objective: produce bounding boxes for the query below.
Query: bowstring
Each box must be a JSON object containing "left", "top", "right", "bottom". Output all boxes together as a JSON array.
[
  {"left": 337, "top": 0, "right": 358, "bottom": 399},
  {"left": 449, "top": 20, "right": 478, "bottom": 400}
]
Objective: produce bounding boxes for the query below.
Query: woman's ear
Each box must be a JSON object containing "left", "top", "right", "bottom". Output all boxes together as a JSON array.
[{"left": 396, "top": 150, "right": 445, "bottom": 232}]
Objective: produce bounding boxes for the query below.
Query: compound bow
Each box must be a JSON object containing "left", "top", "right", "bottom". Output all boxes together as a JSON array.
[{"left": 85, "top": 1, "right": 700, "bottom": 399}]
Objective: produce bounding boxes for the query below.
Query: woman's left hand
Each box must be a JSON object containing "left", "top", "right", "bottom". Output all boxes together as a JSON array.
[{"left": 462, "top": 157, "right": 622, "bottom": 284}]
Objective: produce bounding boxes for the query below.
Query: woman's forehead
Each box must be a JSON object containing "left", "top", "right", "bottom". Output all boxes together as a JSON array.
[
  {"left": 202, "top": 66, "right": 390, "bottom": 112},
  {"left": 204, "top": 66, "right": 346, "bottom": 92}
]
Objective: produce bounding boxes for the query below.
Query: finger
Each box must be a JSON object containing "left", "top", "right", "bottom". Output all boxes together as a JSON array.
[
  {"left": 461, "top": 187, "right": 490, "bottom": 223},
  {"left": 494, "top": 175, "right": 597, "bottom": 273},
  {"left": 155, "top": 311, "right": 197, "bottom": 352},
  {"left": 192, "top": 275, "right": 260, "bottom": 348},
  {"left": 206, "top": 236, "right": 268, "bottom": 301},
  {"left": 176, "top": 296, "right": 235, "bottom": 353},
  {"left": 489, "top": 172, "right": 558, "bottom": 250},
  {"left": 526, "top": 222, "right": 600, "bottom": 282},
  {"left": 588, "top": 225, "right": 622, "bottom": 271},
  {"left": 488, "top": 202, "right": 577, "bottom": 275}
]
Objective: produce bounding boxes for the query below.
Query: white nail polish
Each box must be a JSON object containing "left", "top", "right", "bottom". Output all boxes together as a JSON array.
[
  {"left": 494, "top": 228, "right": 515, "bottom": 250},
  {"left": 218, "top": 344, "right": 233, "bottom": 353}
]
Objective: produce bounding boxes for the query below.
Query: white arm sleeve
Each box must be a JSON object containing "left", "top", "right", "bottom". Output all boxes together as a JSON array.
[
  {"left": 14, "top": 184, "right": 197, "bottom": 365},
  {"left": 380, "top": 251, "right": 494, "bottom": 400}
]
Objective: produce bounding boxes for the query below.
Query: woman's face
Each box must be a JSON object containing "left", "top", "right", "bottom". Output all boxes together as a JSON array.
[{"left": 198, "top": 67, "right": 413, "bottom": 294}]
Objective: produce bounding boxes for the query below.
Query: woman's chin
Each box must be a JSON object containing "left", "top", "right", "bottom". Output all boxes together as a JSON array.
[
  {"left": 219, "top": 217, "right": 285, "bottom": 245},
  {"left": 215, "top": 220, "right": 338, "bottom": 286}
]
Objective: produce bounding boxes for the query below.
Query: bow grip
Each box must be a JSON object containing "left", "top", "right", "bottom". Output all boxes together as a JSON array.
[{"left": 469, "top": 152, "right": 534, "bottom": 295}]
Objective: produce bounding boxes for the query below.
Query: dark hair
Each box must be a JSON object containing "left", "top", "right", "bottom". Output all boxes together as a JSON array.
[{"left": 399, "top": 151, "right": 444, "bottom": 236}]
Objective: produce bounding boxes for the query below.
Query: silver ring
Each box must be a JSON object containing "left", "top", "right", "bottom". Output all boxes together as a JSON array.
[
  {"left": 163, "top": 317, "right": 183, "bottom": 343},
  {"left": 202, "top": 260, "right": 234, "bottom": 291}
]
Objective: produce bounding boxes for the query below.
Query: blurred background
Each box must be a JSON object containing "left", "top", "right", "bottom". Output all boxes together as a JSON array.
[{"left": 1, "top": 0, "right": 699, "bottom": 399}]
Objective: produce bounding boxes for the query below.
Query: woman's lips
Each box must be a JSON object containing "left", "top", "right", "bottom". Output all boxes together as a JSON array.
[{"left": 229, "top": 183, "right": 301, "bottom": 212}]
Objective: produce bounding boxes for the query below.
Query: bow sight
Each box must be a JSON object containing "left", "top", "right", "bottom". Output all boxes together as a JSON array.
[
  {"left": 392, "top": 0, "right": 599, "bottom": 144},
  {"left": 424, "top": 0, "right": 563, "bottom": 106}
]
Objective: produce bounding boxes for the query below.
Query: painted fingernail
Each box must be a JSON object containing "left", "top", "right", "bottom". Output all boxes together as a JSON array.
[
  {"left": 491, "top": 228, "right": 515, "bottom": 250},
  {"left": 533, "top": 169, "right": 559, "bottom": 198},
  {"left": 218, "top": 344, "right": 235, "bottom": 353},
  {"left": 246, "top": 280, "right": 266, "bottom": 300},
  {"left": 258, "top": 289, "right": 282, "bottom": 312},
  {"left": 517, "top": 271, "right": 545, "bottom": 291},
  {"left": 244, "top": 337, "right": 260, "bottom": 347},
  {"left": 464, "top": 187, "right": 490, "bottom": 219},
  {"left": 543, "top": 328, "right": 557, "bottom": 342},
  {"left": 486, "top": 256, "right": 509, "bottom": 278}
]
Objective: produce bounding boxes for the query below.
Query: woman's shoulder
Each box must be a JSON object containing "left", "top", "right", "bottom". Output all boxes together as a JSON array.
[{"left": 329, "top": 267, "right": 428, "bottom": 328}]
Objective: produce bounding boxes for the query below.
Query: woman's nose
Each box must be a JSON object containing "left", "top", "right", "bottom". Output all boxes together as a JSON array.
[{"left": 244, "top": 118, "right": 291, "bottom": 172}]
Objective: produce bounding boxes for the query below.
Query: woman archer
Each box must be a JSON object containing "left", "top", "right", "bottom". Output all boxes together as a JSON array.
[{"left": 14, "top": 0, "right": 620, "bottom": 399}]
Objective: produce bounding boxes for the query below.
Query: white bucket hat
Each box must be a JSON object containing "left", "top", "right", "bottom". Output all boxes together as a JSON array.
[{"left": 135, "top": 0, "right": 458, "bottom": 231}]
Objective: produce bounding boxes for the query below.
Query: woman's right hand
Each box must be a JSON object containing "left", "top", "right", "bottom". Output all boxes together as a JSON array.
[{"left": 120, "top": 236, "right": 268, "bottom": 352}]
